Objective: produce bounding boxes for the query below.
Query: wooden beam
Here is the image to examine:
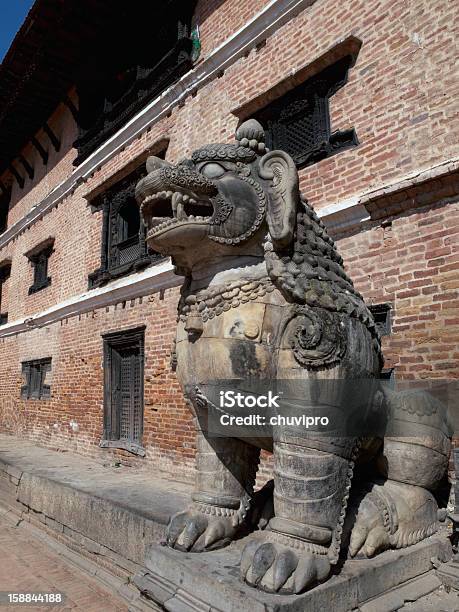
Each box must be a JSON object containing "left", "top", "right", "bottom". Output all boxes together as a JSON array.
[
  {"left": 31, "top": 137, "right": 49, "bottom": 164},
  {"left": 0, "top": 181, "right": 10, "bottom": 196},
  {"left": 9, "top": 164, "right": 24, "bottom": 189},
  {"left": 63, "top": 95, "right": 80, "bottom": 124},
  {"left": 19, "top": 155, "right": 34, "bottom": 180},
  {"left": 43, "top": 123, "right": 61, "bottom": 152}
]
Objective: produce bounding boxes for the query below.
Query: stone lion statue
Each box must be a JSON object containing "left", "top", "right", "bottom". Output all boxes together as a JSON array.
[{"left": 136, "top": 120, "right": 451, "bottom": 595}]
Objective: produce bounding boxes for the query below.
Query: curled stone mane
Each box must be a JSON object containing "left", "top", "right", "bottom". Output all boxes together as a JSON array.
[
  {"left": 264, "top": 193, "right": 382, "bottom": 359},
  {"left": 191, "top": 144, "right": 256, "bottom": 163}
]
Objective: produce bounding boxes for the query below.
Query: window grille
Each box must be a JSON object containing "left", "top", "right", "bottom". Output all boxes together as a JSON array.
[
  {"left": 380, "top": 368, "right": 395, "bottom": 382},
  {"left": 21, "top": 358, "right": 51, "bottom": 400},
  {"left": 254, "top": 56, "right": 358, "bottom": 168},
  {"left": 101, "top": 327, "right": 145, "bottom": 456},
  {"left": 368, "top": 303, "right": 392, "bottom": 336},
  {"left": 28, "top": 243, "right": 53, "bottom": 294},
  {"left": 88, "top": 165, "right": 164, "bottom": 289},
  {"left": 0, "top": 262, "right": 11, "bottom": 325}
]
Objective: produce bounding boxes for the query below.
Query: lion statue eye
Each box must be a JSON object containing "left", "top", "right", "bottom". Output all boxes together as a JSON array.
[{"left": 200, "top": 162, "right": 226, "bottom": 179}]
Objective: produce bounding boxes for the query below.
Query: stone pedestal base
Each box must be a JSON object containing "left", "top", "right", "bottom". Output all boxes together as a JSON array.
[{"left": 133, "top": 533, "right": 452, "bottom": 612}]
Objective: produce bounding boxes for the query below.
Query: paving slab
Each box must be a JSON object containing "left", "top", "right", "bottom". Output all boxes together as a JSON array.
[
  {"left": 0, "top": 510, "right": 128, "bottom": 612},
  {"left": 0, "top": 433, "right": 191, "bottom": 566}
]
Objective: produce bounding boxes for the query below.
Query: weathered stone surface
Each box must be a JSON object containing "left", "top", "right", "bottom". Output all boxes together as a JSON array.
[
  {"left": 0, "top": 434, "right": 190, "bottom": 566},
  {"left": 134, "top": 535, "right": 452, "bottom": 612},
  {"left": 436, "top": 560, "right": 459, "bottom": 591},
  {"left": 359, "top": 574, "right": 442, "bottom": 612}
]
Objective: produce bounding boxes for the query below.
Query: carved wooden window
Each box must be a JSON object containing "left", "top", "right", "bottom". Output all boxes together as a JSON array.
[
  {"left": 73, "top": 4, "right": 197, "bottom": 165},
  {"left": 88, "top": 166, "right": 164, "bottom": 289},
  {"left": 254, "top": 57, "right": 358, "bottom": 168},
  {"left": 101, "top": 326, "right": 145, "bottom": 456},
  {"left": 0, "top": 262, "right": 11, "bottom": 325},
  {"left": 368, "top": 303, "right": 392, "bottom": 336},
  {"left": 27, "top": 241, "right": 54, "bottom": 294},
  {"left": 109, "top": 189, "right": 142, "bottom": 270},
  {"left": 21, "top": 358, "right": 51, "bottom": 400},
  {"left": 380, "top": 368, "right": 395, "bottom": 382}
]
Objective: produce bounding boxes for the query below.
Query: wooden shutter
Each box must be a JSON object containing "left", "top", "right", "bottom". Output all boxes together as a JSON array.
[
  {"left": 118, "top": 347, "right": 142, "bottom": 443},
  {"left": 30, "top": 363, "right": 42, "bottom": 399},
  {"left": 21, "top": 363, "right": 30, "bottom": 399},
  {"left": 102, "top": 327, "right": 145, "bottom": 447},
  {"left": 110, "top": 347, "right": 122, "bottom": 440},
  {"left": 132, "top": 349, "right": 143, "bottom": 443},
  {"left": 40, "top": 359, "right": 52, "bottom": 399}
]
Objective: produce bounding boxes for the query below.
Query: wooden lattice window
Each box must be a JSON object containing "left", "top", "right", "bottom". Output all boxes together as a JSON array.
[
  {"left": 369, "top": 303, "right": 392, "bottom": 336},
  {"left": 108, "top": 189, "right": 142, "bottom": 271},
  {"left": 27, "top": 240, "right": 54, "bottom": 294},
  {"left": 380, "top": 368, "right": 395, "bottom": 383},
  {"left": 88, "top": 164, "right": 165, "bottom": 289},
  {"left": 21, "top": 358, "right": 51, "bottom": 400},
  {"left": 101, "top": 326, "right": 145, "bottom": 456},
  {"left": 254, "top": 56, "right": 358, "bottom": 168}
]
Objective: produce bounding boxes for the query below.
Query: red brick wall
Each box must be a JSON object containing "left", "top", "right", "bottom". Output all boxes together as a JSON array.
[
  {"left": 0, "top": 286, "right": 196, "bottom": 474},
  {"left": 193, "top": 0, "right": 269, "bottom": 59},
  {"left": 340, "top": 200, "right": 459, "bottom": 378},
  {"left": 7, "top": 100, "right": 78, "bottom": 227}
]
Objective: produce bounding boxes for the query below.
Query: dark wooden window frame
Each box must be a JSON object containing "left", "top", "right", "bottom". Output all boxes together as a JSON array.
[
  {"left": 0, "top": 262, "right": 11, "bottom": 325},
  {"left": 254, "top": 56, "right": 358, "bottom": 169},
  {"left": 368, "top": 303, "right": 392, "bottom": 337},
  {"left": 21, "top": 358, "right": 52, "bottom": 400},
  {"left": 88, "top": 168, "right": 164, "bottom": 289},
  {"left": 100, "top": 326, "right": 146, "bottom": 456},
  {"left": 380, "top": 367, "right": 395, "bottom": 383},
  {"left": 26, "top": 240, "right": 54, "bottom": 295},
  {"left": 369, "top": 303, "right": 394, "bottom": 382}
]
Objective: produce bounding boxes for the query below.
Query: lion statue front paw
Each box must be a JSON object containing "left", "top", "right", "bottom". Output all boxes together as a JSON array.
[
  {"left": 166, "top": 506, "right": 241, "bottom": 552},
  {"left": 346, "top": 480, "right": 439, "bottom": 559}
]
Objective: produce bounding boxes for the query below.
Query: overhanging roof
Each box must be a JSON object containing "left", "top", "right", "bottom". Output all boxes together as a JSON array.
[{"left": 0, "top": 0, "right": 195, "bottom": 177}]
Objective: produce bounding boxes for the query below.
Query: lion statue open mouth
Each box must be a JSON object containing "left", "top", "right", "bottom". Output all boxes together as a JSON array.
[{"left": 136, "top": 120, "right": 451, "bottom": 595}]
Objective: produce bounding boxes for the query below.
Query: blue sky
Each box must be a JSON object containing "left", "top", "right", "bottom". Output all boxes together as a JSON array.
[{"left": 0, "top": 1, "right": 35, "bottom": 62}]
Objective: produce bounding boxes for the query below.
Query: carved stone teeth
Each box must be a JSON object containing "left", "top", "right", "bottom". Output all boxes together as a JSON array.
[
  {"left": 172, "top": 192, "right": 184, "bottom": 219},
  {"left": 189, "top": 215, "right": 195, "bottom": 221},
  {"left": 190, "top": 198, "right": 196, "bottom": 205},
  {"left": 183, "top": 194, "right": 190, "bottom": 202}
]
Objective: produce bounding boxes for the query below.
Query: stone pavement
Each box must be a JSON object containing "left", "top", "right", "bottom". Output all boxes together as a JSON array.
[
  {"left": 0, "top": 511, "right": 127, "bottom": 612},
  {"left": 401, "top": 587, "right": 459, "bottom": 611}
]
